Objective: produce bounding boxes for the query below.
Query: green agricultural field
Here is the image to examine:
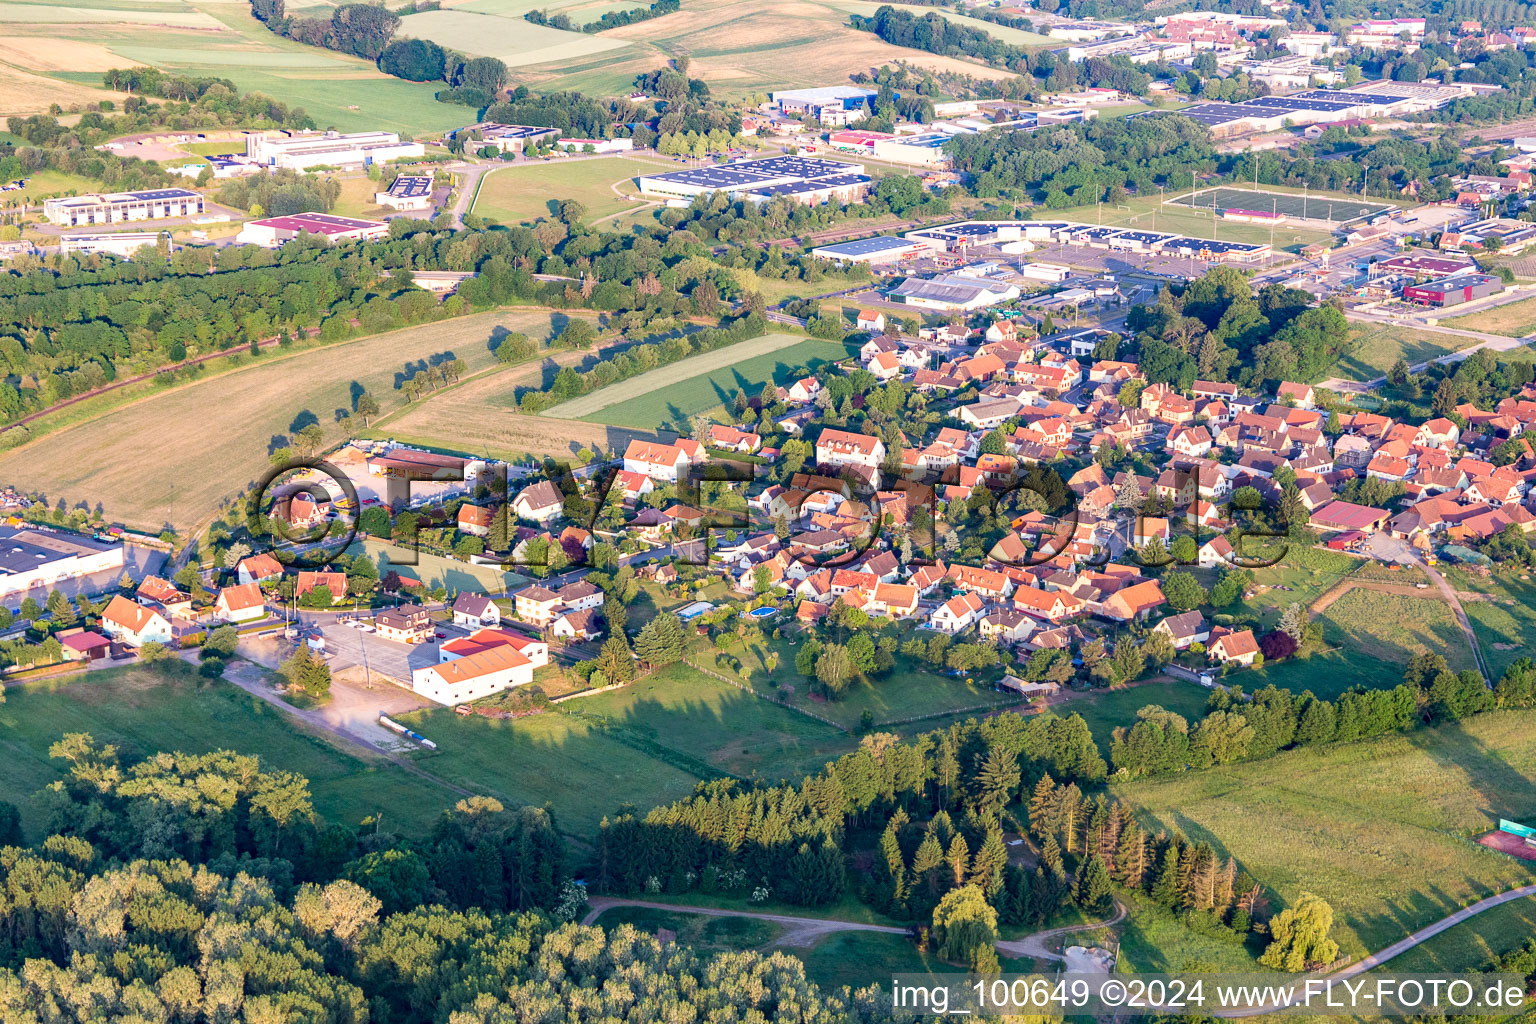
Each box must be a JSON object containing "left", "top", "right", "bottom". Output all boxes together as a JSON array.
[
  {"left": 0, "top": 664, "right": 458, "bottom": 841},
  {"left": 1332, "top": 323, "right": 1482, "bottom": 382},
  {"left": 823, "top": 0, "right": 1054, "bottom": 44},
  {"left": 0, "top": 310, "right": 564, "bottom": 537},
  {"left": 1114, "top": 709, "right": 1536, "bottom": 968},
  {"left": 1383, "top": 890, "right": 1536, "bottom": 973},
  {"left": 561, "top": 335, "right": 858, "bottom": 431},
  {"left": 395, "top": 702, "right": 705, "bottom": 836},
  {"left": 1443, "top": 294, "right": 1536, "bottom": 338},
  {"left": 395, "top": 9, "right": 631, "bottom": 65},
  {"left": 472, "top": 155, "right": 668, "bottom": 226}
]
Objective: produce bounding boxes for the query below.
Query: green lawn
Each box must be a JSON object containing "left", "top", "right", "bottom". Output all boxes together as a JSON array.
[
  {"left": 1382, "top": 892, "right": 1536, "bottom": 973},
  {"left": 473, "top": 156, "right": 665, "bottom": 226},
  {"left": 1113, "top": 709, "right": 1536, "bottom": 967},
  {"left": 698, "top": 634, "right": 1018, "bottom": 731},
  {"left": 1442, "top": 294, "right": 1536, "bottom": 339},
  {"left": 395, "top": 703, "right": 705, "bottom": 837},
  {"left": 1332, "top": 324, "right": 1481, "bottom": 382},
  {"left": 0, "top": 664, "right": 458, "bottom": 841},
  {"left": 578, "top": 338, "right": 859, "bottom": 431},
  {"left": 798, "top": 930, "right": 1043, "bottom": 996},
  {"left": 1116, "top": 894, "right": 1268, "bottom": 974},
  {"left": 1445, "top": 572, "right": 1536, "bottom": 680},
  {"left": 561, "top": 662, "right": 863, "bottom": 783},
  {"left": 1063, "top": 679, "right": 1213, "bottom": 754},
  {"left": 587, "top": 905, "right": 783, "bottom": 951}
]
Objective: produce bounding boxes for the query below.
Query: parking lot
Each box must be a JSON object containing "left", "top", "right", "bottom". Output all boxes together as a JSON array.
[{"left": 308, "top": 615, "right": 450, "bottom": 684}]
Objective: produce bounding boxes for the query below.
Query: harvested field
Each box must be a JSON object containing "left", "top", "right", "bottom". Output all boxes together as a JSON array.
[
  {"left": 0, "top": 311, "right": 565, "bottom": 537},
  {"left": 0, "top": 36, "right": 139, "bottom": 72},
  {"left": 0, "top": 61, "right": 120, "bottom": 115},
  {"left": 395, "top": 9, "right": 630, "bottom": 65}
]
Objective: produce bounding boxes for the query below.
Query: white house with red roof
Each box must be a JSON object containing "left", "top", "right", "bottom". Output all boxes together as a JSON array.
[
  {"left": 816, "top": 428, "right": 886, "bottom": 474},
  {"left": 237, "top": 553, "right": 283, "bottom": 586},
  {"left": 1209, "top": 628, "right": 1260, "bottom": 666},
  {"left": 929, "top": 592, "right": 985, "bottom": 633},
  {"left": 101, "top": 595, "right": 173, "bottom": 647},
  {"left": 214, "top": 583, "right": 266, "bottom": 623},
  {"left": 856, "top": 309, "right": 887, "bottom": 333},
  {"left": 623, "top": 440, "right": 691, "bottom": 482}
]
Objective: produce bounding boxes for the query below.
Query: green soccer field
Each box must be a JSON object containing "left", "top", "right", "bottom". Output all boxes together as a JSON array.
[{"left": 1170, "top": 186, "right": 1394, "bottom": 225}]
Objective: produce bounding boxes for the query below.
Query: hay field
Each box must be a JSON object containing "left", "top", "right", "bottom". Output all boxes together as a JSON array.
[
  {"left": 1114, "top": 709, "right": 1536, "bottom": 964},
  {"left": 1332, "top": 323, "right": 1481, "bottom": 381},
  {"left": 825, "top": 0, "right": 1054, "bottom": 44},
  {"left": 1443, "top": 294, "right": 1536, "bottom": 338},
  {"left": 1, "top": 0, "right": 466, "bottom": 136},
  {"left": 396, "top": 8, "right": 631, "bottom": 65},
  {"left": 0, "top": 311, "right": 564, "bottom": 536},
  {"left": 517, "top": 0, "right": 1017, "bottom": 98}
]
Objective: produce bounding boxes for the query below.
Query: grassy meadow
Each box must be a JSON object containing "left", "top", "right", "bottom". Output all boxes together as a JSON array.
[
  {"left": 472, "top": 154, "right": 670, "bottom": 226},
  {"left": 1114, "top": 709, "right": 1536, "bottom": 967},
  {"left": 0, "top": 310, "right": 567, "bottom": 536},
  {"left": 0, "top": 664, "right": 458, "bottom": 841},
  {"left": 1442, "top": 294, "right": 1536, "bottom": 338},
  {"left": 1332, "top": 323, "right": 1483, "bottom": 381},
  {"left": 561, "top": 335, "right": 858, "bottom": 431}
]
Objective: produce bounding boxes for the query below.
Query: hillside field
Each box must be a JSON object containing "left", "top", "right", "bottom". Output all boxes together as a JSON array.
[
  {"left": 0, "top": 310, "right": 570, "bottom": 537},
  {"left": 1333, "top": 323, "right": 1482, "bottom": 381},
  {"left": 1113, "top": 709, "right": 1536, "bottom": 967},
  {"left": 0, "top": 665, "right": 458, "bottom": 841},
  {"left": 560, "top": 335, "right": 858, "bottom": 431}
]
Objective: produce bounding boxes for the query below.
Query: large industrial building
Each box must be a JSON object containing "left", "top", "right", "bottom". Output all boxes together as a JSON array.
[
  {"left": 60, "top": 232, "right": 164, "bottom": 259},
  {"left": 635, "top": 156, "right": 871, "bottom": 205},
  {"left": 888, "top": 272, "right": 1021, "bottom": 311},
  {"left": 810, "top": 235, "right": 936, "bottom": 264},
  {"left": 43, "top": 188, "right": 204, "bottom": 227},
  {"left": 245, "top": 130, "right": 424, "bottom": 170},
  {"left": 771, "top": 86, "right": 877, "bottom": 125},
  {"left": 454, "top": 122, "right": 560, "bottom": 153},
  {"left": 236, "top": 212, "right": 390, "bottom": 247},
  {"left": 0, "top": 526, "right": 124, "bottom": 604},
  {"left": 898, "top": 219, "right": 1269, "bottom": 263},
  {"left": 1402, "top": 273, "right": 1504, "bottom": 307}
]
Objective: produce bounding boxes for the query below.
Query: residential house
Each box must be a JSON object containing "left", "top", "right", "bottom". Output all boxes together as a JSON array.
[
  {"left": 513, "top": 481, "right": 565, "bottom": 523},
  {"left": 551, "top": 607, "right": 602, "bottom": 640},
  {"left": 375, "top": 607, "right": 432, "bottom": 644},
  {"left": 513, "top": 584, "right": 562, "bottom": 627},
  {"left": 929, "top": 592, "right": 985, "bottom": 633},
  {"left": 458, "top": 503, "right": 496, "bottom": 536},
  {"left": 237, "top": 553, "right": 284, "bottom": 586},
  {"left": 214, "top": 583, "right": 265, "bottom": 624},
  {"left": 856, "top": 309, "right": 887, "bottom": 333},
  {"left": 556, "top": 580, "right": 603, "bottom": 612},
  {"left": 1152, "top": 610, "right": 1209, "bottom": 650},
  {"left": 100, "top": 595, "right": 173, "bottom": 648},
  {"left": 980, "top": 607, "right": 1036, "bottom": 644},
  {"left": 707, "top": 425, "right": 764, "bottom": 453},
  {"left": 451, "top": 593, "right": 501, "bottom": 628},
  {"left": 1100, "top": 579, "right": 1166, "bottom": 621},
  {"left": 623, "top": 440, "right": 691, "bottom": 482},
  {"left": 296, "top": 571, "right": 348, "bottom": 604},
  {"left": 1209, "top": 628, "right": 1260, "bottom": 666}
]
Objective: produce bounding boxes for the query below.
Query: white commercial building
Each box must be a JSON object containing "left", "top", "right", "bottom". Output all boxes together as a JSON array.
[
  {"left": 43, "top": 188, "right": 204, "bottom": 227},
  {"left": 245, "top": 130, "right": 424, "bottom": 170},
  {"left": 60, "top": 233, "right": 164, "bottom": 259},
  {"left": 888, "top": 273, "right": 1022, "bottom": 311},
  {"left": 0, "top": 527, "right": 125, "bottom": 603},
  {"left": 375, "top": 175, "right": 434, "bottom": 211},
  {"left": 236, "top": 213, "right": 390, "bottom": 247}
]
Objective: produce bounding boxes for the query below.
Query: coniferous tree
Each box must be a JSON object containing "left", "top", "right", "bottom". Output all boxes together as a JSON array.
[{"left": 1074, "top": 855, "right": 1114, "bottom": 915}]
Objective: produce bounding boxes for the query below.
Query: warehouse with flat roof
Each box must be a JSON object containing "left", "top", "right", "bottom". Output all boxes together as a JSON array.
[
  {"left": 1402, "top": 273, "right": 1503, "bottom": 307},
  {"left": 43, "top": 188, "right": 204, "bottom": 227},
  {"left": 60, "top": 232, "right": 164, "bottom": 259},
  {"left": 636, "top": 156, "right": 870, "bottom": 205},
  {"left": 246, "top": 130, "right": 424, "bottom": 169},
  {"left": 236, "top": 212, "right": 390, "bottom": 248},
  {"left": 454, "top": 122, "right": 559, "bottom": 152},
  {"left": 810, "top": 235, "right": 934, "bottom": 263},
  {"left": 0, "top": 526, "right": 124, "bottom": 603}
]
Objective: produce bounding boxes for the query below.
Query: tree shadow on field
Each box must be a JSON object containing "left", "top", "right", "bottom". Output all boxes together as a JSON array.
[
  {"left": 267, "top": 434, "right": 290, "bottom": 455},
  {"left": 289, "top": 410, "right": 319, "bottom": 433},
  {"left": 1403, "top": 719, "right": 1536, "bottom": 826},
  {"left": 349, "top": 381, "right": 365, "bottom": 409},
  {"left": 1348, "top": 880, "right": 1461, "bottom": 961},
  {"left": 487, "top": 326, "right": 511, "bottom": 356}
]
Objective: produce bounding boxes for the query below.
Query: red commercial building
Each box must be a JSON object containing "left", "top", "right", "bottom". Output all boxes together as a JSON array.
[{"left": 1402, "top": 273, "right": 1504, "bottom": 307}]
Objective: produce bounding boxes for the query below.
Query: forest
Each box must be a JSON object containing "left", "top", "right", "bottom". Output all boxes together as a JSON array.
[
  {"left": 0, "top": 724, "right": 886, "bottom": 1023},
  {"left": 1124, "top": 266, "right": 1352, "bottom": 389}
]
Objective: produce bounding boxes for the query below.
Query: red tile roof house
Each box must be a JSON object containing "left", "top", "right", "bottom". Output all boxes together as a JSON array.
[
  {"left": 237, "top": 553, "right": 284, "bottom": 586},
  {"left": 296, "top": 571, "right": 348, "bottom": 605},
  {"left": 1309, "top": 500, "right": 1390, "bottom": 534},
  {"left": 215, "top": 583, "right": 266, "bottom": 623},
  {"left": 929, "top": 592, "right": 985, "bottom": 633},
  {"left": 101, "top": 595, "right": 174, "bottom": 648},
  {"left": 1209, "top": 628, "right": 1260, "bottom": 667},
  {"left": 1099, "top": 579, "right": 1166, "bottom": 622},
  {"left": 457, "top": 503, "right": 497, "bottom": 536},
  {"left": 60, "top": 629, "right": 112, "bottom": 662}
]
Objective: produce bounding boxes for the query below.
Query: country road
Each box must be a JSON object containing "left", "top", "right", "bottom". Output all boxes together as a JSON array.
[{"left": 583, "top": 896, "right": 1127, "bottom": 956}]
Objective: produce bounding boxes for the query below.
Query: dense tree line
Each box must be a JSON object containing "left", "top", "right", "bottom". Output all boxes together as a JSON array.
[
  {"left": 527, "top": 0, "right": 679, "bottom": 33},
  {"left": 1125, "top": 266, "right": 1350, "bottom": 388},
  {"left": 0, "top": 727, "right": 890, "bottom": 1023}
]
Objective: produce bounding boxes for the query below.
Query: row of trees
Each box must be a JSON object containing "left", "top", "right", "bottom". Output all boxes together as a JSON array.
[{"left": 526, "top": 0, "right": 679, "bottom": 33}]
